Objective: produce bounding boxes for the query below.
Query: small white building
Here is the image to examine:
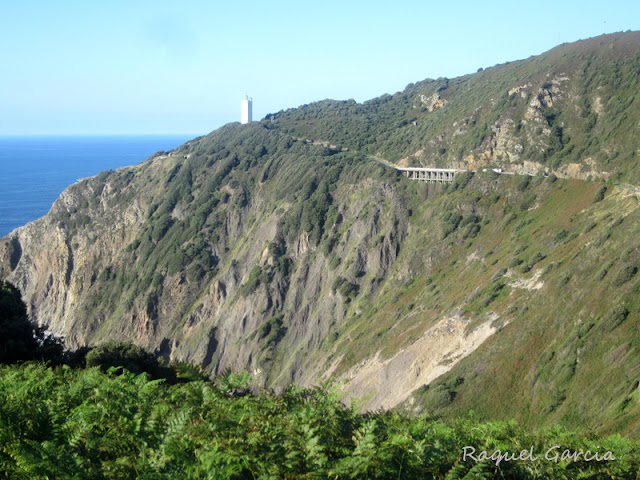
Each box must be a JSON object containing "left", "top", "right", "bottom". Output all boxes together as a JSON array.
[{"left": 241, "top": 95, "right": 252, "bottom": 124}]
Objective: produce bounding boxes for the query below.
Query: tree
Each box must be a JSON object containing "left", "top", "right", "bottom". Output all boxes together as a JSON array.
[
  {"left": 85, "top": 340, "right": 175, "bottom": 381},
  {"left": 0, "top": 280, "right": 39, "bottom": 363},
  {"left": 0, "top": 280, "right": 64, "bottom": 364}
]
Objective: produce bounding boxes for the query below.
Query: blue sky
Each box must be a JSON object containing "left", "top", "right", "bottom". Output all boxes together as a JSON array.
[{"left": 1, "top": 0, "right": 639, "bottom": 136}]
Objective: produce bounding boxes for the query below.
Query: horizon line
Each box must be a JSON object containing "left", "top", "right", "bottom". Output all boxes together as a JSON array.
[{"left": 0, "top": 132, "right": 206, "bottom": 138}]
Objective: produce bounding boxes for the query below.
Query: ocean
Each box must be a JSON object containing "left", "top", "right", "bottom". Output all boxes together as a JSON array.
[{"left": 0, "top": 135, "right": 197, "bottom": 237}]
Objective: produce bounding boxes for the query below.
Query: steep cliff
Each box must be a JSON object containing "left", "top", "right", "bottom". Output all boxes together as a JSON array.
[{"left": 0, "top": 124, "right": 416, "bottom": 389}]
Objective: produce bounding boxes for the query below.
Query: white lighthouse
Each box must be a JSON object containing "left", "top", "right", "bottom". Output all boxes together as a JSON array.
[{"left": 241, "top": 95, "right": 252, "bottom": 124}]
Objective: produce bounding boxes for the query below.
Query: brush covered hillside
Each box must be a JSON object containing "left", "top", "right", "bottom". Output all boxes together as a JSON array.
[
  {"left": 270, "top": 31, "right": 640, "bottom": 183},
  {"left": 2, "top": 32, "right": 640, "bottom": 435}
]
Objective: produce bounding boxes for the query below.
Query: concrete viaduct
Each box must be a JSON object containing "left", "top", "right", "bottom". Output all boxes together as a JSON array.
[
  {"left": 397, "top": 167, "right": 464, "bottom": 184},
  {"left": 367, "top": 155, "right": 465, "bottom": 184}
]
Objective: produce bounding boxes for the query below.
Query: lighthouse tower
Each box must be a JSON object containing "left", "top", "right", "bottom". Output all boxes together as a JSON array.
[{"left": 241, "top": 95, "right": 252, "bottom": 124}]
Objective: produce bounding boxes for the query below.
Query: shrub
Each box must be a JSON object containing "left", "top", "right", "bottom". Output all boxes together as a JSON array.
[
  {"left": 593, "top": 231, "right": 610, "bottom": 248},
  {"left": 0, "top": 362, "right": 638, "bottom": 478},
  {"left": 461, "top": 223, "right": 480, "bottom": 240},
  {"left": 451, "top": 171, "right": 474, "bottom": 191},
  {"left": 276, "top": 256, "right": 292, "bottom": 277},
  {"left": 596, "top": 262, "right": 614, "bottom": 281},
  {"left": 509, "top": 258, "right": 523, "bottom": 268},
  {"left": 593, "top": 185, "right": 607, "bottom": 203},
  {"left": 557, "top": 275, "right": 571, "bottom": 288},
  {"left": 611, "top": 216, "right": 624, "bottom": 228},
  {"left": 516, "top": 175, "right": 531, "bottom": 191},
  {"left": 421, "top": 384, "right": 455, "bottom": 410},
  {"left": 520, "top": 193, "right": 536, "bottom": 211},
  {"left": 0, "top": 281, "right": 39, "bottom": 363},
  {"left": 241, "top": 266, "right": 263, "bottom": 296},
  {"left": 85, "top": 340, "right": 175, "bottom": 381},
  {"left": 187, "top": 264, "right": 206, "bottom": 283},
  {"left": 584, "top": 221, "right": 597, "bottom": 234},
  {"left": 613, "top": 265, "right": 638, "bottom": 286},
  {"left": 521, "top": 252, "right": 546, "bottom": 273},
  {"left": 332, "top": 276, "right": 359, "bottom": 300},
  {"left": 257, "top": 315, "right": 287, "bottom": 347},
  {"left": 554, "top": 230, "right": 569, "bottom": 243},
  {"left": 491, "top": 268, "right": 508, "bottom": 282},
  {"left": 0, "top": 281, "right": 63, "bottom": 364},
  {"left": 601, "top": 305, "right": 630, "bottom": 332},
  {"left": 441, "top": 213, "right": 462, "bottom": 238},
  {"left": 480, "top": 279, "right": 506, "bottom": 308}
]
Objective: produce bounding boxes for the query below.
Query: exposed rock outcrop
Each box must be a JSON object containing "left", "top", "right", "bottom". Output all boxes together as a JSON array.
[{"left": 420, "top": 93, "right": 448, "bottom": 112}]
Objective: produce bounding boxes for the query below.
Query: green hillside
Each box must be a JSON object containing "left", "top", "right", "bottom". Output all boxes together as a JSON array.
[
  {"left": 1, "top": 31, "right": 640, "bottom": 452},
  {"left": 4, "top": 120, "right": 639, "bottom": 433},
  {"left": 268, "top": 32, "right": 640, "bottom": 183}
]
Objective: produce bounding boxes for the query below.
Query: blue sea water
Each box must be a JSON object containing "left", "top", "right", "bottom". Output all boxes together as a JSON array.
[{"left": 0, "top": 135, "right": 197, "bottom": 237}]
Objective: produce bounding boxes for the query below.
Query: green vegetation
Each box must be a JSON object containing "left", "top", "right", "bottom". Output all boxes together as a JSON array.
[
  {"left": 267, "top": 32, "right": 640, "bottom": 183},
  {"left": 4, "top": 34, "right": 640, "bottom": 471},
  {"left": 397, "top": 178, "right": 640, "bottom": 434},
  {"left": 7, "top": 122, "right": 640, "bottom": 435},
  {"left": 332, "top": 276, "right": 360, "bottom": 301},
  {"left": 16, "top": 132, "right": 640, "bottom": 433},
  {"left": 593, "top": 185, "right": 607, "bottom": 203},
  {"left": 85, "top": 340, "right": 176, "bottom": 381},
  {"left": 3, "top": 283, "right": 636, "bottom": 478},
  {"left": 0, "top": 280, "right": 40, "bottom": 363},
  {"left": 0, "top": 280, "right": 63, "bottom": 364},
  {"left": 1, "top": 362, "right": 639, "bottom": 479}
]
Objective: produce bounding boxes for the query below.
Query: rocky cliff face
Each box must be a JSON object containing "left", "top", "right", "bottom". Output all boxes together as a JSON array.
[
  {"left": 0, "top": 120, "right": 513, "bottom": 413},
  {"left": 0, "top": 162, "right": 489, "bottom": 414},
  {"left": 0, "top": 181, "right": 147, "bottom": 341},
  {"left": 0, "top": 125, "right": 423, "bottom": 399}
]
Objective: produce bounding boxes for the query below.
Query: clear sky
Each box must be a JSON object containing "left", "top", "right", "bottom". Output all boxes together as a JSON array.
[{"left": 1, "top": 0, "right": 639, "bottom": 136}]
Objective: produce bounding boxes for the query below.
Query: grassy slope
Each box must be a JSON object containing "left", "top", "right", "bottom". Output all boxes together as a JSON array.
[
  {"left": 268, "top": 32, "right": 640, "bottom": 183},
  {"left": 361, "top": 174, "right": 640, "bottom": 434}
]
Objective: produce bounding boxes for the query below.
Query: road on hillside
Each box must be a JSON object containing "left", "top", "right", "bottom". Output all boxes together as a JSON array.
[{"left": 302, "top": 138, "right": 640, "bottom": 192}]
